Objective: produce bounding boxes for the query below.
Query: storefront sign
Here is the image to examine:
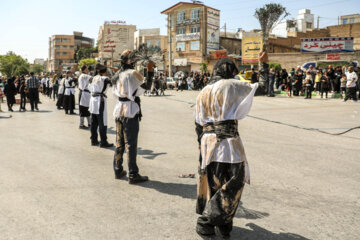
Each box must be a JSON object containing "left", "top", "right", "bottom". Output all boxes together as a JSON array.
[
  {"left": 174, "top": 58, "right": 187, "bottom": 66},
  {"left": 176, "top": 33, "right": 200, "bottom": 41},
  {"left": 188, "top": 57, "right": 202, "bottom": 64},
  {"left": 242, "top": 36, "right": 262, "bottom": 64},
  {"left": 301, "top": 37, "right": 353, "bottom": 52},
  {"left": 210, "top": 50, "right": 227, "bottom": 59},
  {"left": 327, "top": 54, "right": 340, "bottom": 60}
]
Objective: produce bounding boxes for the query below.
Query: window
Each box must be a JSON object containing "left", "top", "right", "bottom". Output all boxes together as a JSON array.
[
  {"left": 176, "top": 42, "right": 185, "bottom": 51},
  {"left": 177, "top": 27, "right": 186, "bottom": 35},
  {"left": 306, "top": 22, "right": 312, "bottom": 29},
  {"left": 62, "top": 45, "right": 68, "bottom": 49},
  {"left": 190, "top": 41, "right": 200, "bottom": 51},
  {"left": 62, "top": 52, "right": 67, "bottom": 55},
  {"left": 155, "top": 39, "right": 160, "bottom": 48},
  {"left": 350, "top": 18, "right": 355, "bottom": 23},
  {"left": 54, "top": 46, "right": 60, "bottom": 49},
  {"left": 190, "top": 25, "right": 200, "bottom": 33},
  {"left": 191, "top": 8, "right": 200, "bottom": 20},
  {"left": 177, "top": 10, "right": 185, "bottom": 22},
  {"left": 146, "top": 40, "right": 151, "bottom": 48},
  {"left": 343, "top": 18, "right": 348, "bottom": 24},
  {"left": 56, "top": 52, "right": 60, "bottom": 56}
]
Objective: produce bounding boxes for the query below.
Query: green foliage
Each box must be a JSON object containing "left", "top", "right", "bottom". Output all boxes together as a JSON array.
[
  {"left": 30, "top": 64, "right": 44, "bottom": 75},
  {"left": 78, "top": 58, "right": 97, "bottom": 69},
  {"left": 0, "top": 51, "right": 30, "bottom": 76},
  {"left": 254, "top": 3, "right": 289, "bottom": 49},
  {"left": 269, "top": 62, "right": 282, "bottom": 71},
  {"left": 75, "top": 47, "right": 97, "bottom": 62},
  {"left": 200, "top": 62, "right": 208, "bottom": 73}
]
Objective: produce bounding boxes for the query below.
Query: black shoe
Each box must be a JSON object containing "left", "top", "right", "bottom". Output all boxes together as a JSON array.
[
  {"left": 196, "top": 226, "right": 215, "bottom": 239},
  {"left": 99, "top": 142, "right": 114, "bottom": 148},
  {"left": 35, "top": 108, "right": 39, "bottom": 111},
  {"left": 115, "top": 170, "right": 127, "bottom": 179},
  {"left": 9, "top": 109, "right": 14, "bottom": 112},
  {"left": 79, "top": 125, "right": 89, "bottom": 130},
  {"left": 23, "top": 108, "right": 27, "bottom": 111},
  {"left": 31, "top": 109, "right": 34, "bottom": 112},
  {"left": 129, "top": 173, "right": 149, "bottom": 184},
  {"left": 91, "top": 141, "right": 100, "bottom": 146}
]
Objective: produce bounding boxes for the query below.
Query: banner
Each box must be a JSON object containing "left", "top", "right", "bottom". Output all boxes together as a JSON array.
[
  {"left": 242, "top": 36, "right": 262, "bottom": 64},
  {"left": 176, "top": 33, "right": 200, "bottom": 41},
  {"left": 301, "top": 37, "right": 354, "bottom": 52},
  {"left": 207, "top": 8, "right": 220, "bottom": 54}
]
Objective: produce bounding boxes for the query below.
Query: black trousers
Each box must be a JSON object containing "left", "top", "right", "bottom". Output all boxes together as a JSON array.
[
  {"left": 267, "top": 79, "right": 274, "bottom": 96},
  {"left": 113, "top": 116, "right": 139, "bottom": 176},
  {"left": 305, "top": 86, "right": 312, "bottom": 99},
  {"left": 90, "top": 101, "right": 107, "bottom": 144},
  {"left": 53, "top": 86, "right": 58, "bottom": 99},
  {"left": 47, "top": 88, "right": 52, "bottom": 98},
  {"left": 344, "top": 87, "right": 358, "bottom": 101},
  {"left": 20, "top": 93, "right": 26, "bottom": 109},
  {"left": 28, "top": 88, "right": 39, "bottom": 110}
]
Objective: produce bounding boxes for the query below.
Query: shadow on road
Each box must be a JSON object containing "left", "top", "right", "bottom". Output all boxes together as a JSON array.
[
  {"left": 140, "top": 180, "right": 197, "bottom": 199},
  {"left": 138, "top": 147, "right": 167, "bottom": 160},
  {"left": 235, "top": 202, "right": 270, "bottom": 220},
  {"left": 232, "top": 223, "right": 310, "bottom": 240}
]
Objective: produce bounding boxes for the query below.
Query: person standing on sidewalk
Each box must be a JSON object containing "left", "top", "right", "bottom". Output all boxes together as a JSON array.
[
  {"left": 63, "top": 71, "right": 76, "bottom": 114},
  {"left": 343, "top": 66, "right": 358, "bottom": 102},
  {"left": 78, "top": 65, "right": 91, "bottom": 129},
  {"left": 4, "top": 77, "right": 17, "bottom": 112},
  {"left": 112, "top": 50, "right": 152, "bottom": 183},
  {"left": 89, "top": 65, "right": 113, "bottom": 148},
  {"left": 26, "top": 72, "right": 40, "bottom": 111},
  {"left": 18, "top": 77, "right": 27, "bottom": 111}
]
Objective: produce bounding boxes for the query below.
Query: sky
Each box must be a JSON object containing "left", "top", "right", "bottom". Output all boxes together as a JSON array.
[{"left": 0, "top": 0, "right": 358, "bottom": 62}]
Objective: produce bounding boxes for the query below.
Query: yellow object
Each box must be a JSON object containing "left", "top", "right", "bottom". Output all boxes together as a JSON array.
[{"left": 235, "top": 74, "right": 252, "bottom": 83}]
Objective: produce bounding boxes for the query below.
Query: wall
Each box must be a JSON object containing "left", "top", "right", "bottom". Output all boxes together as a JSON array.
[
  {"left": 220, "top": 37, "right": 241, "bottom": 55},
  {"left": 268, "top": 52, "right": 360, "bottom": 70}
]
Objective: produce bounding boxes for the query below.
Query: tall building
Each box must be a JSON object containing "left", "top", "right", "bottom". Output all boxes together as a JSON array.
[
  {"left": 48, "top": 32, "right": 94, "bottom": 72},
  {"left": 134, "top": 28, "right": 167, "bottom": 71},
  {"left": 97, "top": 23, "right": 136, "bottom": 66},
  {"left": 161, "top": 1, "right": 220, "bottom": 74},
  {"left": 271, "top": 9, "right": 314, "bottom": 38}
]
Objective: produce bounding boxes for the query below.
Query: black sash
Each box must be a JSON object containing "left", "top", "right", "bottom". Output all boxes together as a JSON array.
[{"left": 200, "top": 120, "right": 239, "bottom": 142}]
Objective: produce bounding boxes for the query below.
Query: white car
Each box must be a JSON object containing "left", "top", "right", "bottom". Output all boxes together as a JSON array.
[{"left": 166, "top": 77, "right": 178, "bottom": 89}]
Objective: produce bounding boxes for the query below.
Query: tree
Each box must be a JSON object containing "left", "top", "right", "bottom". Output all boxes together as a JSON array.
[
  {"left": 30, "top": 64, "right": 44, "bottom": 75},
  {"left": 0, "top": 52, "right": 30, "bottom": 76},
  {"left": 269, "top": 62, "right": 282, "bottom": 71},
  {"left": 200, "top": 63, "right": 208, "bottom": 73},
  {"left": 75, "top": 47, "right": 97, "bottom": 62},
  {"left": 78, "top": 58, "right": 97, "bottom": 69},
  {"left": 254, "top": 3, "right": 288, "bottom": 95}
]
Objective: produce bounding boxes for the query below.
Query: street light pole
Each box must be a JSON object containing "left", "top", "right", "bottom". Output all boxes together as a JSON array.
[{"left": 168, "top": 14, "right": 173, "bottom": 78}]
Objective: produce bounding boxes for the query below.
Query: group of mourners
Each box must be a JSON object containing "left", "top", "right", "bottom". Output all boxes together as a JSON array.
[
  {"left": 0, "top": 50, "right": 262, "bottom": 239},
  {"left": 266, "top": 65, "right": 359, "bottom": 101}
]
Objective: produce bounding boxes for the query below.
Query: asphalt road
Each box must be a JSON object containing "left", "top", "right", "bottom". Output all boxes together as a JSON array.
[{"left": 0, "top": 90, "right": 359, "bottom": 240}]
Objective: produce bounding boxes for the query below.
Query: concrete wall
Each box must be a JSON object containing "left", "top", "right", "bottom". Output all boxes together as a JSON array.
[{"left": 269, "top": 52, "right": 360, "bottom": 70}]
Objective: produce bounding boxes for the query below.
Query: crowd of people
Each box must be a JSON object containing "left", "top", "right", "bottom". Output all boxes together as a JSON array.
[{"left": 265, "top": 65, "right": 359, "bottom": 101}]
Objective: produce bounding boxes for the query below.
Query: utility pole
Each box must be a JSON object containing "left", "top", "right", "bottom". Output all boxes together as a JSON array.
[
  {"left": 168, "top": 14, "right": 172, "bottom": 78},
  {"left": 224, "top": 23, "right": 227, "bottom": 38},
  {"left": 317, "top": 16, "right": 320, "bottom": 29}
]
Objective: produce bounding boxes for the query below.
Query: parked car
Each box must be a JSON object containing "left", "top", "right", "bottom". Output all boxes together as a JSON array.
[
  {"left": 234, "top": 74, "right": 252, "bottom": 84},
  {"left": 166, "top": 77, "right": 178, "bottom": 89}
]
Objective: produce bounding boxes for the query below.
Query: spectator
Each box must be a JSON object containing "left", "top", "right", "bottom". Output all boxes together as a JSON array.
[
  {"left": 4, "top": 77, "right": 17, "bottom": 112},
  {"left": 251, "top": 69, "right": 258, "bottom": 83},
  {"left": 343, "top": 66, "right": 358, "bottom": 102},
  {"left": 268, "top": 68, "right": 275, "bottom": 97}
]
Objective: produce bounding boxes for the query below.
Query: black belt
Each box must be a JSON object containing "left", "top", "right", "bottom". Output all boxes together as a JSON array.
[
  {"left": 198, "top": 120, "right": 239, "bottom": 143},
  {"left": 80, "top": 89, "right": 90, "bottom": 93},
  {"left": 66, "top": 87, "right": 75, "bottom": 89},
  {"left": 118, "top": 97, "right": 131, "bottom": 102},
  {"left": 92, "top": 92, "right": 107, "bottom": 98}
]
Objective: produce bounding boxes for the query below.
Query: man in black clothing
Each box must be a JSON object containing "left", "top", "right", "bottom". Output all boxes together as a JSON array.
[
  {"left": 26, "top": 72, "right": 40, "bottom": 111},
  {"left": 19, "top": 77, "right": 27, "bottom": 111},
  {"left": 251, "top": 69, "right": 258, "bottom": 83}
]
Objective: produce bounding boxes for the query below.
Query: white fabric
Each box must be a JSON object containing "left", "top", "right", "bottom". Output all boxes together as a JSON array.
[
  {"left": 64, "top": 77, "right": 75, "bottom": 95},
  {"left": 346, "top": 72, "right": 358, "bottom": 88},
  {"left": 113, "top": 69, "right": 145, "bottom": 119},
  {"left": 58, "top": 78, "right": 65, "bottom": 94},
  {"left": 41, "top": 78, "right": 47, "bottom": 85},
  {"left": 49, "top": 78, "right": 54, "bottom": 88},
  {"left": 89, "top": 75, "right": 109, "bottom": 126},
  {"left": 195, "top": 79, "right": 258, "bottom": 184},
  {"left": 78, "top": 73, "right": 91, "bottom": 107}
]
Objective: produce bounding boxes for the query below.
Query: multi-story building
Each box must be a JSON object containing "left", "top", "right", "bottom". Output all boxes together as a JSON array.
[
  {"left": 97, "top": 23, "right": 136, "bottom": 66},
  {"left": 48, "top": 32, "right": 94, "bottom": 72},
  {"left": 341, "top": 14, "right": 360, "bottom": 24},
  {"left": 134, "top": 28, "right": 167, "bottom": 71},
  {"left": 161, "top": 1, "right": 220, "bottom": 74},
  {"left": 271, "top": 9, "right": 314, "bottom": 38}
]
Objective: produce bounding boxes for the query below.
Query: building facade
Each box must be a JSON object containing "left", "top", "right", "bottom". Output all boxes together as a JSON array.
[
  {"left": 97, "top": 23, "right": 136, "bottom": 66},
  {"left": 48, "top": 32, "right": 94, "bottom": 72},
  {"left": 341, "top": 14, "right": 360, "bottom": 24},
  {"left": 161, "top": 2, "right": 220, "bottom": 75}
]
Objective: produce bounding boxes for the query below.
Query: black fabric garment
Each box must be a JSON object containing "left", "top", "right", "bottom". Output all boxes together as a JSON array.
[
  {"left": 53, "top": 85, "right": 58, "bottom": 99},
  {"left": 4, "top": 80, "right": 17, "bottom": 105},
  {"left": 63, "top": 93, "right": 75, "bottom": 113},
  {"left": 28, "top": 88, "right": 39, "bottom": 110},
  {"left": 344, "top": 87, "right": 358, "bottom": 101},
  {"left": 268, "top": 73, "right": 275, "bottom": 96},
  {"left": 320, "top": 76, "right": 330, "bottom": 98},
  {"left": 202, "top": 120, "right": 239, "bottom": 142},
  {"left": 113, "top": 116, "right": 140, "bottom": 175},
  {"left": 78, "top": 90, "right": 90, "bottom": 117},
  {"left": 90, "top": 100, "right": 107, "bottom": 144},
  {"left": 251, "top": 72, "right": 258, "bottom": 83}
]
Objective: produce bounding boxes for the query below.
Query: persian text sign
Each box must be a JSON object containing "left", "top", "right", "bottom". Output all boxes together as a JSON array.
[
  {"left": 176, "top": 33, "right": 200, "bottom": 41},
  {"left": 301, "top": 37, "right": 353, "bottom": 52},
  {"left": 327, "top": 54, "right": 340, "bottom": 60},
  {"left": 207, "top": 9, "right": 220, "bottom": 54},
  {"left": 242, "top": 36, "right": 262, "bottom": 64}
]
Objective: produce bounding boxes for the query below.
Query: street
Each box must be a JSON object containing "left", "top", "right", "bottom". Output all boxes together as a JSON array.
[{"left": 0, "top": 90, "right": 359, "bottom": 240}]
